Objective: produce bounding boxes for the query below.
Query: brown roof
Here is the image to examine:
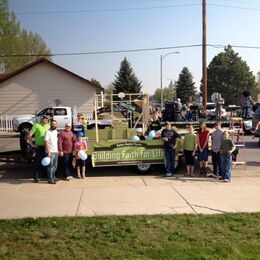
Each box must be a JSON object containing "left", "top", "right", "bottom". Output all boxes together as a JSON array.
[{"left": 0, "top": 58, "right": 104, "bottom": 91}]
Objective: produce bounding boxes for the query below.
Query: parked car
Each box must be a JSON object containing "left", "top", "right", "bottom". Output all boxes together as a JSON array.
[{"left": 252, "top": 104, "right": 260, "bottom": 132}]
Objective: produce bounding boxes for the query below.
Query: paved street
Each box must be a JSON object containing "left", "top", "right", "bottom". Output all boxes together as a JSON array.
[{"left": 0, "top": 135, "right": 259, "bottom": 219}]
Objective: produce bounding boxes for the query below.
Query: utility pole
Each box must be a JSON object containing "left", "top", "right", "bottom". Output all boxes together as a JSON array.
[{"left": 202, "top": 0, "right": 207, "bottom": 108}]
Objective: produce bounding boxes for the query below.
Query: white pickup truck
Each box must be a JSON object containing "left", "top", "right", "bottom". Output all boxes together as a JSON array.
[{"left": 12, "top": 106, "right": 112, "bottom": 133}]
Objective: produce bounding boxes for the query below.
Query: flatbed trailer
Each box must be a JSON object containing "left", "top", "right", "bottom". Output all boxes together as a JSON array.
[{"left": 0, "top": 150, "right": 34, "bottom": 163}]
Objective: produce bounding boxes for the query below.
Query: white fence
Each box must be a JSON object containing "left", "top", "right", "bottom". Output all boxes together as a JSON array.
[{"left": 0, "top": 115, "right": 15, "bottom": 132}]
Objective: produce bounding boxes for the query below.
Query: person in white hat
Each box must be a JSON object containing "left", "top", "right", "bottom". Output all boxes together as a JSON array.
[{"left": 136, "top": 128, "right": 145, "bottom": 140}]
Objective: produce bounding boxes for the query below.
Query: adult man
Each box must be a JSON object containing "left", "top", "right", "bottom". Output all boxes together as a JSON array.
[
  {"left": 45, "top": 120, "right": 59, "bottom": 184},
  {"left": 58, "top": 123, "right": 74, "bottom": 180},
  {"left": 161, "top": 121, "right": 179, "bottom": 177},
  {"left": 241, "top": 90, "right": 254, "bottom": 120},
  {"left": 28, "top": 115, "right": 50, "bottom": 182},
  {"left": 211, "top": 121, "right": 223, "bottom": 178},
  {"left": 215, "top": 93, "right": 224, "bottom": 120}
]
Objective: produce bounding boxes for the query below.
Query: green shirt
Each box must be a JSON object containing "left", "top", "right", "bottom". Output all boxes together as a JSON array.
[
  {"left": 183, "top": 132, "right": 196, "bottom": 151},
  {"left": 221, "top": 139, "right": 235, "bottom": 154},
  {"left": 30, "top": 123, "right": 50, "bottom": 146}
]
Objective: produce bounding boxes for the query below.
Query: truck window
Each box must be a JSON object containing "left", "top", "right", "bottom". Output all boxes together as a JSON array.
[
  {"left": 37, "top": 108, "right": 54, "bottom": 117},
  {"left": 54, "top": 108, "right": 67, "bottom": 116}
]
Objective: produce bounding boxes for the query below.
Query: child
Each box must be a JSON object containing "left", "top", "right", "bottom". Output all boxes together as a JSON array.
[
  {"left": 197, "top": 121, "right": 210, "bottom": 177},
  {"left": 74, "top": 132, "right": 88, "bottom": 179},
  {"left": 220, "top": 131, "right": 236, "bottom": 182},
  {"left": 183, "top": 125, "right": 197, "bottom": 176}
]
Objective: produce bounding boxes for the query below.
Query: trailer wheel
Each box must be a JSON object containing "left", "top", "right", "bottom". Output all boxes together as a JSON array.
[{"left": 136, "top": 163, "right": 151, "bottom": 174}]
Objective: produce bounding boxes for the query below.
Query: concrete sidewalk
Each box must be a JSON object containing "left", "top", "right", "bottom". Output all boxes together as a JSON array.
[{"left": 0, "top": 167, "right": 259, "bottom": 219}]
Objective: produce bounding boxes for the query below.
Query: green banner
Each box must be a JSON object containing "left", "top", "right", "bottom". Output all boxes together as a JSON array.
[{"left": 92, "top": 140, "right": 165, "bottom": 167}]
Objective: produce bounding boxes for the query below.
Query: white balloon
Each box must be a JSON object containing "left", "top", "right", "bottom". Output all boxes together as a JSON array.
[
  {"left": 41, "top": 157, "right": 51, "bottom": 166},
  {"left": 78, "top": 150, "right": 88, "bottom": 160},
  {"left": 131, "top": 135, "right": 140, "bottom": 142}
]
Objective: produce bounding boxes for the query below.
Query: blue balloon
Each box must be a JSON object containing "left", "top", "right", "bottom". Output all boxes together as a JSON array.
[
  {"left": 148, "top": 130, "right": 156, "bottom": 139},
  {"left": 78, "top": 150, "right": 88, "bottom": 160},
  {"left": 145, "top": 135, "right": 152, "bottom": 141},
  {"left": 41, "top": 157, "right": 51, "bottom": 166},
  {"left": 131, "top": 135, "right": 140, "bottom": 142}
]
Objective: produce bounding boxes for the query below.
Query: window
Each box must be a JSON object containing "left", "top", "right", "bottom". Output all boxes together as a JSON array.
[{"left": 54, "top": 108, "right": 67, "bottom": 116}]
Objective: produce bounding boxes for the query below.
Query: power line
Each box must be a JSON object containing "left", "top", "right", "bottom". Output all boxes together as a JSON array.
[
  {"left": 8, "top": 1, "right": 260, "bottom": 15},
  {"left": 9, "top": 3, "right": 201, "bottom": 15},
  {"left": 208, "top": 3, "right": 260, "bottom": 11},
  {"left": 1, "top": 44, "right": 260, "bottom": 58}
]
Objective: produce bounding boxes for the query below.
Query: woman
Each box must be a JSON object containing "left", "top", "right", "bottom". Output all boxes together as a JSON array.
[
  {"left": 197, "top": 121, "right": 210, "bottom": 177},
  {"left": 183, "top": 125, "right": 197, "bottom": 176}
]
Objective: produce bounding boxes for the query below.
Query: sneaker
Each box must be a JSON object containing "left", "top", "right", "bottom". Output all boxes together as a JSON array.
[
  {"left": 68, "top": 176, "right": 73, "bottom": 179},
  {"left": 48, "top": 180, "right": 56, "bottom": 184},
  {"left": 54, "top": 178, "right": 59, "bottom": 182},
  {"left": 65, "top": 177, "right": 70, "bottom": 181},
  {"left": 33, "top": 178, "right": 39, "bottom": 183},
  {"left": 224, "top": 179, "right": 230, "bottom": 182},
  {"left": 166, "top": 172, "right": 173, "bottom": 177}
]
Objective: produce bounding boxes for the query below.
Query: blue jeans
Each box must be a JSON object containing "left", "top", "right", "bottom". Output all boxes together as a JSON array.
[
  {"left": 221, "top": 153, "right": 232, "bottom": 180},
  {"left": 165, "top": 149, "right": 175, "bottom": 174},
  {"left": 212, "top": 151, "right": 222, "bottom": 177},
  {"left": 63, "top": 153, "right": 73, "bottom": 178},
  {"left": 47, "top": 153, "right": 59, "bottom": 181},
  {"left": 242, "top": 107, "right": 250, "bottom": 120},
  {"left": 33, "top": 146, "right": 46, "bottom": 179}
]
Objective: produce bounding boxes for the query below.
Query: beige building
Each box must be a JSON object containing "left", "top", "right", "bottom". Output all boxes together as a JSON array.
[{"left": 0, "top": 58, "right": 103, "bottom": 115}]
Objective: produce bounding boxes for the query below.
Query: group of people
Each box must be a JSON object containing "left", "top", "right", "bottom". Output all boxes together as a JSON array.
[
  {"left": 29, "top": 114, "right": 88, "bottom": 184},
  {"left": 161, "top": 121, "right": 236, "bottom": 182},
  {"left": 29, "top": 109, "right": 236, "bottom": 184}
]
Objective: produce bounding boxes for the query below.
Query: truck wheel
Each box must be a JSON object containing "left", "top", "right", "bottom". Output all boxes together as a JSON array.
[
  {"left": 19, "top": 123, "right": 32, "bottom": 133},
  {"left": 136, "top": 163, "right": 151, "bottom": 174}
]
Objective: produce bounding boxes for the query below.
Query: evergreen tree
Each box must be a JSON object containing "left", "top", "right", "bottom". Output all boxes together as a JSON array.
[
  {"left": 208, "top": 45, "right": 257, "bottom": 105},
  {"left": 112, "top": 57, "right": 142, "bottom": 94},
  {"left": 176, "top": 67, "right": 196, "bottom": 104},
  {"left": 0, "top": 0, "right": 51, "bottom": 74}
]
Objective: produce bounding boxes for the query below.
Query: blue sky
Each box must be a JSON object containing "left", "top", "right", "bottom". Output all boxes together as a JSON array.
[{"left": 9, "top": 0, "right": 260, "bottom": 94}]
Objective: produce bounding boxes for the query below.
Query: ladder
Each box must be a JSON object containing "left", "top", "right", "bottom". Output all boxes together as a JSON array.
[{"left": 229, "top": 117, "right": 247, "bottom": 169}]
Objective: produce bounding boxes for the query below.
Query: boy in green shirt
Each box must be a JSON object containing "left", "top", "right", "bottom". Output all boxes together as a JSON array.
[
  {"left": 220, "top": 131, "right": 236, "bottom": 182},
  {"left": 183, "top": 125, "right": 197, "bottom": 176}
]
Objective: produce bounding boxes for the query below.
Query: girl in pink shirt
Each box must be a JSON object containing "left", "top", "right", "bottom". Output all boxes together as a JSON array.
[{"left": 74, "top": 132, "right": 88, "bottom": 179}]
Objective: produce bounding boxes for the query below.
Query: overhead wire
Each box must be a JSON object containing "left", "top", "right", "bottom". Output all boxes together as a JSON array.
[{"left": 1, "top": 44, "right": 260, "bottom": 58}]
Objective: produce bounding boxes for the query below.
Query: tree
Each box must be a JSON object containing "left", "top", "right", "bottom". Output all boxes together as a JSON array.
[
  {"left": 176, "top": 67, "right": 196, "bottom": 104},
  {"left": 91, "top": 78, "right": 102, "bottom": 88},
  {"left": 112, "top": 57, "right": 142, "bottom": 94},
  {"left": 207, "top": 45, "right": 257, "bottom": 105},
  {"left": 153, "top": 80, "right": 176, "bottom": 103},
  {"left": 0, "top": 0, "right": 51, "bottom": 74},
  {"left": 256, "top": 71, "right": 260, "bottom": 85}
]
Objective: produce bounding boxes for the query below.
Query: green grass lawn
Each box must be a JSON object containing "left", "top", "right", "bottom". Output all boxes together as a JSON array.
[{"left": 0, "top": 213, "right": 259, "bottom": 259}]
